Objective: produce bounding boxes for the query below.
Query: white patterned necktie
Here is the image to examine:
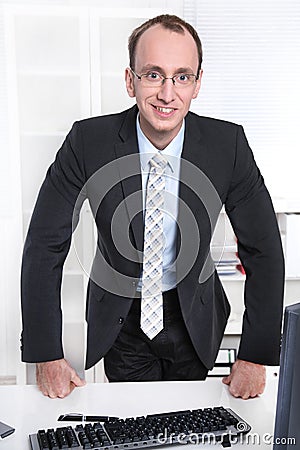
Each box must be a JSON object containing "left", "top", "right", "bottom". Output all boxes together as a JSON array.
[{"left": 141, "top": 153, "right": 168, "bottom": 339}]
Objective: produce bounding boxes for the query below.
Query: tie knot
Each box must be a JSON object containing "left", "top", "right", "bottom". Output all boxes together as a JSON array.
[{"left": 150, "top": 153, "right": 168, "bottom": 171}]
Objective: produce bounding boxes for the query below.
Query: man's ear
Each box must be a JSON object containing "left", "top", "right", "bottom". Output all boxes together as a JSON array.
[
  {"left": 125, "top": 67, "right": 136, "bottom": 98},
  {"left": 192, "top": 69, "right": 203, "bottom": 99}
]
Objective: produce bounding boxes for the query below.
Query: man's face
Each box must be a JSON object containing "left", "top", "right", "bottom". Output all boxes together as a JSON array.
[{"left": 125, "top": 24, "right": 202, "bottom": 149}]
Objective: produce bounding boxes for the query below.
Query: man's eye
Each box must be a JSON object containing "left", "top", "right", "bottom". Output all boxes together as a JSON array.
[
  {"left": 146, "top": 72, "right": 161, "bottom": 80},
  {"left": 177, "top": 74, "right": 189, "bottom": 82}
]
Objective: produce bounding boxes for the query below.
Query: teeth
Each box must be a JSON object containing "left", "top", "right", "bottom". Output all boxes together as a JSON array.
[{"left": 156, "top": 107, "right": 174, "bottom": 113}]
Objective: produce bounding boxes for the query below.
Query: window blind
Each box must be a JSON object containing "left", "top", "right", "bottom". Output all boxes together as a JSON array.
[{"left": 184, "top": 0, "right": 300, "bottom": 199}]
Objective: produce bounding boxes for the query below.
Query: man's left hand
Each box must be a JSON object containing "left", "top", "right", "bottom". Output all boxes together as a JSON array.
[{"left": 222, "top": 359, "right": 266, "bottom": 399}]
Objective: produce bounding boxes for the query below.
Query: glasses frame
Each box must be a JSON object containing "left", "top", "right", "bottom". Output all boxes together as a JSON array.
[{"left": 130, "top": 68, "right": 199, "bottom": 88}]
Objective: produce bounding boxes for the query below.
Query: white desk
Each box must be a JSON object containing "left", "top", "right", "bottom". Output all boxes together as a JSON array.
[{"left": 0, "top": 370, "right": 279, "bottom": 449}]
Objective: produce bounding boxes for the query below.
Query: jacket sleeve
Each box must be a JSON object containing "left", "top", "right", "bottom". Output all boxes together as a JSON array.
[
  {"left": 21, "top": 121, "right": 86, "bottom": 362},
  {"left": 225, "top": 125, "right": 284, "bottom": 365}
]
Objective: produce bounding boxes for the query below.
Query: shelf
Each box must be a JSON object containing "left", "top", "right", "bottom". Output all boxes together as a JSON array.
[
  {"left": 273, "top": 197, "right": 300, "bottom": 213},
  {"left": 21, "top": 131, "right": 67, "bottom": 137},
  {"left": 219, "top": 199, "right": 300, "bottom": 215},
  {"left": 64, "top": 270, "right": 85, "bottom": 276},
  {"left": 220, "top": 274, "right": 299, "bottom": 282},
  {"left": 19, "top": 69, "right": 81, "bottom": 77},
  {"left": 212, "top": 245, "right": 237, "bottom": 252},
  {"left": 219, "top": 273, "right": 245, "bottom": 281},
  {"left": 224, "top": 314, "right": 242, "bottom": 335}
]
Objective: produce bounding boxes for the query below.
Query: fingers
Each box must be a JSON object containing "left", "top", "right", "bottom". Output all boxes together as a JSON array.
[
  {"left": 36, "top": 359, "right": 86, "bottom": 399},
  {"left": 70, "top": 371, "right": 86, "bottom": 387},
  {"left": 229, "top": 379, "right": 266, "bottom": 399},
  {"left": 56, "top": 381, "right": 76, "bottom": 399},
  {"left": 222, "top": 375, "right": 231, "bottom": 385},
  {"left": 228, "top": 382, "right": 259, "bottom": 400},
  {"left": 222, "top": 359, "right": 266, "bottom": 400}
]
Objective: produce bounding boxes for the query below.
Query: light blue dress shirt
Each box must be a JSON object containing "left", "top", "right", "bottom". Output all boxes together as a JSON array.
[{"left": 136, "top": 115, "right": 185, "bottom": 292}]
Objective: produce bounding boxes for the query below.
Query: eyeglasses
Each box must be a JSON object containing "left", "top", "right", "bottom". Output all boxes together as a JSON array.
[{"left": 130, "top": 69, "right": 198, "bottom": 88}]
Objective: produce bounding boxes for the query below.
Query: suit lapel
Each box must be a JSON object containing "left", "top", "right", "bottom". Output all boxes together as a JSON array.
[
  {"left": 177, "top": 113, "right": 223, "bottom": 283},
  {"left": 175, "top": 113, "right": 204, "bottom": 271},
  {"left": 178, "top": 112, "right": 204, "bottom": 227},
  {"left": 180, "top": 113, "right": 222, "bottom": 222},
  {"left": 114, "top": 106, "right": 144, "bottom": 258},
  {"left": 180, "top": 112, "right": 204, "bottom": 176}
]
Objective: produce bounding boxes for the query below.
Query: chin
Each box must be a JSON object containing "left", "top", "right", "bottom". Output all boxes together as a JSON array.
[{"left": 155, "top": 122, "right": 181, "bottom": 134}]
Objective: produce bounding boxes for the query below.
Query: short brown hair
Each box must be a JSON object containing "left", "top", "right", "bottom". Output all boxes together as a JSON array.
[{"left": 128, "top": 14, "right": 203, "bottom": 77}]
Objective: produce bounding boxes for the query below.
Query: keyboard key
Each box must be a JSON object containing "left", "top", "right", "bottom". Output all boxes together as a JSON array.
[
  {"left": 66, "top": 426, "right": 80, "bottom": 447},
  {"left": 37, "top": 430, "right": 50, "bottom": 449}
]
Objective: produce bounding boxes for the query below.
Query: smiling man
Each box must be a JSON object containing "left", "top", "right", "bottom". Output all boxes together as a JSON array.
[
  {"left": 125, "top": 23, "right": 202, "bottom": 149},
  {"left": 21, "top": 15, "right": 284, "bottom": 400}
]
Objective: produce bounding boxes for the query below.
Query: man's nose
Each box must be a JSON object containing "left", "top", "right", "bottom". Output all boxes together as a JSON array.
[{"left": 157, "top": 78, "right": 176, "bottom": 103}]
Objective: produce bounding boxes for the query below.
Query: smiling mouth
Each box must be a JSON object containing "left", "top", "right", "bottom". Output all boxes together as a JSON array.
[{"left": 154, "top": 106, "right": 175, "bottom": 114}]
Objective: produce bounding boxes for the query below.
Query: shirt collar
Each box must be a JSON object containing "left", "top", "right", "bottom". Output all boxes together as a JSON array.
[{"left": 136, "top": 114, "right": 184, "bottom": 173}]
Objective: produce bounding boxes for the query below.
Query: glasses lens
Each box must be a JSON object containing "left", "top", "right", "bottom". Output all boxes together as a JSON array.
[
  {"left": 142, "top": 72, "right": 163, "bottom": 86},
  {"left": 138, "top": 71, "right": 196, "bottom": 88},
  {"left": 174, "top": 74, "right": 195, "bottom": 86}
]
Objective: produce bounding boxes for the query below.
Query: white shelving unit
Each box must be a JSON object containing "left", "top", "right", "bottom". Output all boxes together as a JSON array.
[
  {"left": 3, "top": 3, "right": 299, "bottom": 384},
  {"left": 3, "top": 4, "right": 181, "bottom": 384},
  {"left": 218, "top": 200, "right": 300, "bottom": 354}
]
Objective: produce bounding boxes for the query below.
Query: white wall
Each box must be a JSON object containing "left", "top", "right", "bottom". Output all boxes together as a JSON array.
[
  {"left": 0, "top": 0, "right": 185, "bottom": 382},
  {"left": 0, "top": 0, "right": 299, "bottom": 382},
  {"left": 185, "top": 0, "right": 300, "bottom": 200}
]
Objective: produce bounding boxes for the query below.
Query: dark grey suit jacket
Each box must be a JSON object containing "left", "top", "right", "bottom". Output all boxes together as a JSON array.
[{"left": 21, "top": 105, "right": 284, "bottom": 370}]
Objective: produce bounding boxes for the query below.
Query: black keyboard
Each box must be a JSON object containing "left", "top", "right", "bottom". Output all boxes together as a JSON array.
[{"left": 29, "top": 407, "right": 251, "bottom": 449}]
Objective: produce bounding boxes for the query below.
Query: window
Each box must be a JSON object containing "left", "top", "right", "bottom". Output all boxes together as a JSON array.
[{"left": 184, "top": 0, "right": 300, "bottom": 199}]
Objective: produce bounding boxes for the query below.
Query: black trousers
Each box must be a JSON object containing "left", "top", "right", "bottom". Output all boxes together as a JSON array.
[{"left": 104, "top": 288, "right": 208, "bottom": 381}]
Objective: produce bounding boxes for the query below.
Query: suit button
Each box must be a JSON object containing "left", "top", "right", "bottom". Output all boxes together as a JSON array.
[{"left": 118, "top": 317, "right": 124, "bottom": 324}]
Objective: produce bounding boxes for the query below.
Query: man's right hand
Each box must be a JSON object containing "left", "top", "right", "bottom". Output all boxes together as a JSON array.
[{"left": 36, "top": 358, "right": 86, "bottom": 398}]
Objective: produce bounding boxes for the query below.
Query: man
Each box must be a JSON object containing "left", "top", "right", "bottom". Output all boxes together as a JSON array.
[{"left": 21, "top": 15, "right": 284, "bottom": 400}]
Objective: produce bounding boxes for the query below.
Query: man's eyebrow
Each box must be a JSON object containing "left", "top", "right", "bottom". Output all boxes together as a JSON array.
[
  {"left": 174, "top": 67, "right": 196, "bottom": 74},
  {"left": 140, "top": 64, "right": 195, "bottom": 74},
  {"left": 140, "top": 64, "right": 165, "bottom": 73}
]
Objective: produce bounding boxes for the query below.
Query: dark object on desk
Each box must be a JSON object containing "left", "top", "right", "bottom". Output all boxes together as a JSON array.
[
  {"left": 273, "top": 302, "right": 300, "bottom": 449},
  {"left": 58, "top": 414, "right": 119, "bottom": 422},
  {"left": 0, "top": 420, "right": 15, "bottom": 439},
  {"left": 29, "top": 406, "right": 251, "bottom": 449}
]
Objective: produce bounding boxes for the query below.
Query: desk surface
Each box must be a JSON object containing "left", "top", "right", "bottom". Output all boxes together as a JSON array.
[{"left": 0, "top": 370, "right": 279, "bottom": 449}]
